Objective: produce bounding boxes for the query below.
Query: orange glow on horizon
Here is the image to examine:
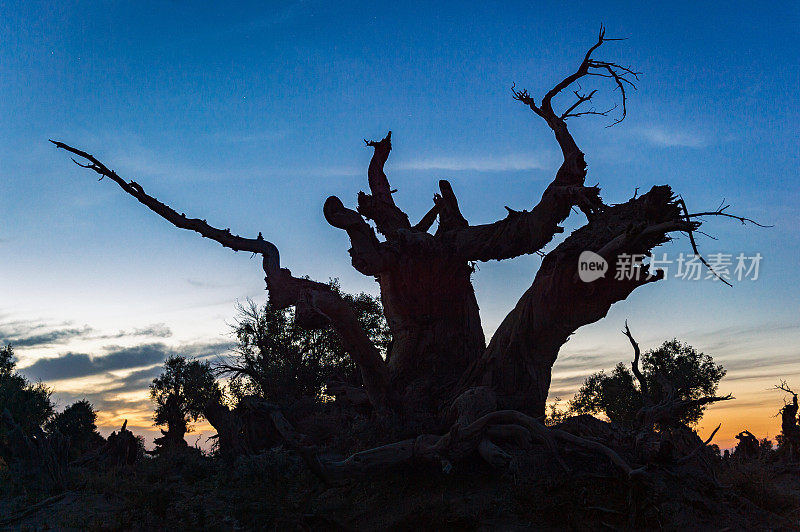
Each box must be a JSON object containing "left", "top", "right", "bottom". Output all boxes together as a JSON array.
[{"left": 90, "top": 377, "right": 795, "bottom": 453}]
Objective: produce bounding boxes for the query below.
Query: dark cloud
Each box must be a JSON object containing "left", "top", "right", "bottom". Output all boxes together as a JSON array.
[
  {"left": 21, "top": 344, "right": 169, "bottom": 381},
  {"left": 106, "top": 366, "right": 166, "bottom": 393},
  {"left": 19, "top": 340, "right": 234, "bottom": 382},
  {"left": 45, "top": 341, "right": 234, "bottom": 425}
]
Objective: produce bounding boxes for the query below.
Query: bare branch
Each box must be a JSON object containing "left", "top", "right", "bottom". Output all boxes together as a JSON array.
[
  {"left": 358, "top": 131, "right": 411, "bottom": 236},
  {"left": 687, "top": 208, "right": 773, "bottom": 228},
  {"left": 623, "top": 321, "right": 649, "bottom": 402},
  {"left": 560, "top": 88, "right": 598, "bottom": 119},
  {"left": 50, "top": 140, "right": 281, "bottom": 270},
  {"left": 512, "top": 24, "right": 639, "bottom": 131},
  {"left": 676, "top": 197, "right": 733, "bottom": 287},
  {"left": 52, "top": 140, "right": 397, "bottom": 414},
  {"left": 451, "top": 27, "right": 640, "bottom": 269},
  {"left": 677, "top": 423, "right": 721, "bottom": 464},
  {"left": 775, "top": 380, "right": 797, "bottom": 396},
  {"left": 412, "top": 202, "right": 440, "bottom": 233}
]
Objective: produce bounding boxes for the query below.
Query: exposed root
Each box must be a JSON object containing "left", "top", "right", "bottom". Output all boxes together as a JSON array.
[{"left": 241, "top": 396, "right": 641, "bottom": 483}]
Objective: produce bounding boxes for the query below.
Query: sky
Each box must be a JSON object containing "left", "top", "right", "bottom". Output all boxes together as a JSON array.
[{"left": 1, "top": 1, "right": 798, "bottom": 449}]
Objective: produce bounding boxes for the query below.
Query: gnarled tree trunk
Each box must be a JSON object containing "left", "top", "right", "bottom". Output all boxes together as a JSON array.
[{"left": 53, "top": 26, "right": 743, "bottom": 425}]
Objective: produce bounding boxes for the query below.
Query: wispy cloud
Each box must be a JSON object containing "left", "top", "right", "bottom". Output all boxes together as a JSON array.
[
  {"left": 2, "top": 326, "right": 94, "bottom": 348},
  {"left": 638, "top": 126, "right": 707, "bottom": 148},
  {"left": 99, "top": 324, "right": 173, "bottom": 340},
  {"left": 0, "top": 320, "right": 173, "bottom": 348},
  {"left": 213, "top": 131, "right": 286, "bottom": 145},
  {"left": 399, "top": 153, "right": 550, "bottom": 172}
]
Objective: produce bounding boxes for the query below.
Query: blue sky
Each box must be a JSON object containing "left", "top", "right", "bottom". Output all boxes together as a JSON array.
[{"left": 1, "top": 1, "right": 798, "bottom": 446}]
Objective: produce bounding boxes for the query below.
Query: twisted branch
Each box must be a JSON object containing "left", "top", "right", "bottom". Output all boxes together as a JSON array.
[{"left": 50, "top": 140, "right": 281, "bottom": 269}]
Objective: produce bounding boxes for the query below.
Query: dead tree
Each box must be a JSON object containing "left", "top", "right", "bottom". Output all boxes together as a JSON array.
[
  {"left": 73, "top": 419, "right": 140, "bottom": 468},
  {"left": 52, "top": 28, "right": 757, "bottom": 475},
  {"left": 775, "top": 381, "right": 800, "bottom": 461},
  {"left": 733, "top": 430, "right": 760, "bottom": 460},
  {"left": 619, "top": 324, "right": 730, "bottom": 462}
]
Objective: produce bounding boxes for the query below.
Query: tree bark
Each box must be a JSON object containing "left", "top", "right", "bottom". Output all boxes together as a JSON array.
[
  {"left": 379, "top": 256, "right": 485, "bottom": 409},
  {"left": 463, "top": 186, "right": 696, "bottom": 416},
  {"left": 327, "top": 135, "right": 488, "bottom": 411}
]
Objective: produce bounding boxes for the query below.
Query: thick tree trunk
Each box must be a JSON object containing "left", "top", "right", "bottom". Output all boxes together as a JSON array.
[
  {"left": 326, "top": 134, "right": 489, "bottom": 411},
  {"left": 464, "top": 186, "right": 694, "bottom": 415},
  {"left": 379, "top": 258, "right": 485, "bottom": 409}
]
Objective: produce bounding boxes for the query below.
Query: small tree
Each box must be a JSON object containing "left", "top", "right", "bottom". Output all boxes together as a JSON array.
[
  {"left": 569, "top": 363, "right": 642, "bottom": 425},
  {"left": 150, "top": 356, "right": 220, "bottom": 451},
  {"left": 774, "top": 381, "right": 799, "bottom": 461},
  {"left": 0, "top": 345, "right": 15, "bottom": 375},
  {"left": 569, "top": 338, "right": 726, "bottom": 427},
  {"left": 0, "top": 345, "right": 59, "bottom": 483},
  {"left": 223, "top": 280, "right": 390, "bottom": 405},
  {"left": 45, "top": 400, "right": 105, "bottom": 459},
  {"left": 0, "top": 345, "right": 53, "bottom": 437}
]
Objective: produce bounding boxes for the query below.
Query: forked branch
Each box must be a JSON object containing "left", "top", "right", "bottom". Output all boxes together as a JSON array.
[
  {"left": 358, "top": 131, "right": 411, "bottom": 236},
  {"left": 775, "top": 380, "right": 797, "bottom": 397},
  {"left": 512, "top": 24, "right": 639, "bottom": 129}
]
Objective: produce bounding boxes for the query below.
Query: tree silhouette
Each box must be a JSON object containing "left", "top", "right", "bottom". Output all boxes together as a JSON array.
[
  {"left": 0, "top": 345, "right": 66, "bottom": 490},
  {"left": 45, "top": 400, "right": 104, "bottom": 459},
  {"left": 150, "top": 356, "right": 220, "bottom": 452},
  {"left": 775, "top": 381, "right": 800, "bottom": 461},
  {"left": 223, "top": 282, "right": 389, "bottom": 406},
  {"left": 569, "top": 337, "right": 727, "bottom": 427},
  {"left": 0, "top": 345, "right": 53, "bottom": 440},
  {"left": 53, "top": 27, "right": 760, "bottom": 477}
]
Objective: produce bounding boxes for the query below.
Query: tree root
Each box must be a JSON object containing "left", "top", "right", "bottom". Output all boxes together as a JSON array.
[{"left": 250, "top": 400, "right": 641, "bottom": 483}]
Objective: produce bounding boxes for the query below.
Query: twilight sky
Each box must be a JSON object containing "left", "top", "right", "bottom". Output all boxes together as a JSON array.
[{"left": 1, "top": 1, "right": 798, "bottom": 448}]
